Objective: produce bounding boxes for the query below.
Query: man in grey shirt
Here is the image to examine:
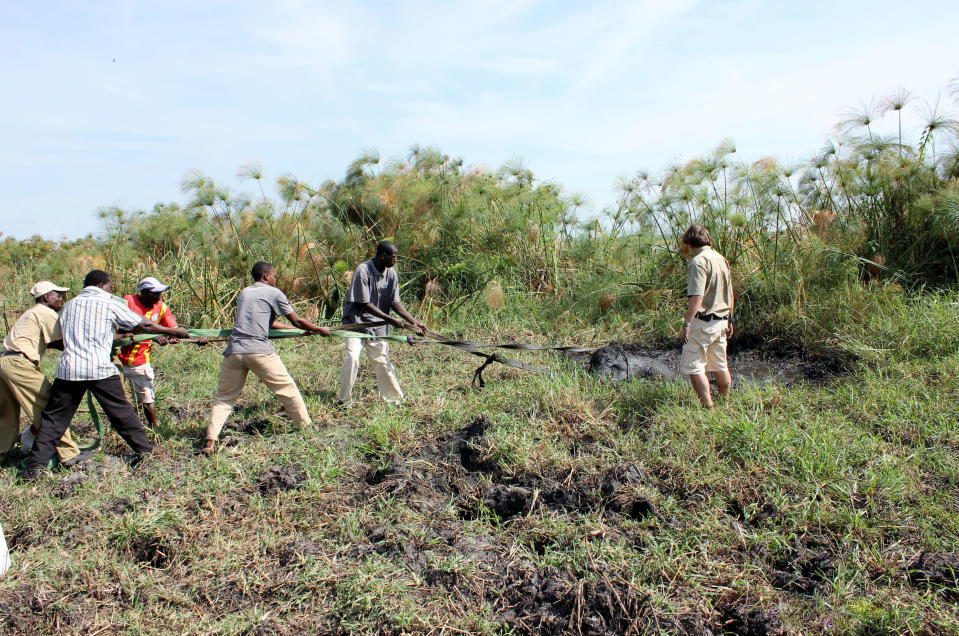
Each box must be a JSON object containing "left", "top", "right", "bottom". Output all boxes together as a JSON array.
[
  {"left": 203, "top": 261, "right": 330, "bottom": 455},
  {"left": 338, "top": 241, "right": 425, "bottom": 406}
]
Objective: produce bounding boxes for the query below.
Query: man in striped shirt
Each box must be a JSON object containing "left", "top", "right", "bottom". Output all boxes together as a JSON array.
[{"left": 22, "top": 270, "right": 189, "bottom": 478}]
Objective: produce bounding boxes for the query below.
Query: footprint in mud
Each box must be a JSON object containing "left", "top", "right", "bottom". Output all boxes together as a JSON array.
[
  {"left": 483, "top": 484, "right": 535, "bottom": 519},
  {"left": 256, "top": 464, "right": 307, "bottom": 493},
  {"left": 769, "top": 535, "right": 837, "bottom": 595}
]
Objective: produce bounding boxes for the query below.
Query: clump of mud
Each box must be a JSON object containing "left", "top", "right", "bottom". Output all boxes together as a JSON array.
[
  {"left": 500, "top": 564, "right": 653, "bottom": 635},
  {"left": 257, "top": 464, "right": 308, "bottom": 493},
  {"left": 718, "top": 601, "right": 783, "bottom": 636},
  {"left": 769, "top": 535, "right": 837, "bottom": 595},
  {"left": 906, "top": 551, "right": 959, "bottom": 598}
]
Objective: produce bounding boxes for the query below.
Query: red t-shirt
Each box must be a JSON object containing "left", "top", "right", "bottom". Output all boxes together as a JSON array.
[{"left": 117, "top": 294, "right": 177, "bottom": 366}]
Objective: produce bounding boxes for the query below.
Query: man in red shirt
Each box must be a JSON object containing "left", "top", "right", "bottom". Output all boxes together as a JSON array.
[{"left": 116, "top": 277, "right": 183, "bottom": 429}]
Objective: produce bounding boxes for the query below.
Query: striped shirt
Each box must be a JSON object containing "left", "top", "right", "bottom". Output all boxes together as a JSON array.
[{"left": 56, "top": 286, "right": 144, "bottom": 381}]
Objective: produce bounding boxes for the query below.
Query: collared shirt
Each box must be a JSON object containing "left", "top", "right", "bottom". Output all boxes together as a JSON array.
[
  {"left": 2, "top": 304, "right": 61, "bottom": 364},
  {"left": 56, "top": 287, "right": 144, "bottom": 381},
  {"left": 117, "top": 295, "right": 177, "bottom": 366},
  {"left": 342, "top": 260, "right": 400, "bottom": 336},
  {"left": 686, "top": 246, "right": 733, "bottom": 316},
  {"left": 223, "top": 282, "right": 294, "bottom": 355}
]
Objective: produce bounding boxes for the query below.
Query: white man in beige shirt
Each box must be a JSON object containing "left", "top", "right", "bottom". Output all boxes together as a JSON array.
[
  {"left": 0, "top": 281, "right": 83, "bottom": 464},
  {"left": 678, "top": 224, "right": 734, "bottom": 408}
]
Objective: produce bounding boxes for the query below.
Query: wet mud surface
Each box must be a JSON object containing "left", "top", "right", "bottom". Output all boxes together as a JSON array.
[{"left": 589, "top": 341, "right": 851, "bottom": 386}]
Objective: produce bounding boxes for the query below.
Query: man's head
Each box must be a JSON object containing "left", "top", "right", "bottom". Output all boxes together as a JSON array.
[
  {"left": 251, "top": 261, "right": 276, "bottom": 286},
  {"left": 30, "top": 281, "right": 69, "bottom": 311},
  {"left": 136, "top": 277, "right": 170, "bottom": 308},
  {"left": 681, "top": 224, "right": 712, "bottom": 250},
  {"left": 83, "top": 270, "right": 114, "bottom": 293},
  {"left": 373, "top": 241, "right": 398, "bottom": 270}
]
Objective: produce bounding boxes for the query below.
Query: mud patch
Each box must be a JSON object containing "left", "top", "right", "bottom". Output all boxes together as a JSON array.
[
  {"left": 769, "top": 535, "right": 837, "bottom": 595},
  {"left": 127, "top": 535, "right": 175, "bottom": 568},
  {"left": 718, "top": 601, "right": 783, "bottom": 636},
  {"left": 52, "top": 472, "right": 92, "bottom": 498},
  {"left": 500, "top": 564, "right": 652, "bottom": 635},
  {"left": 0, "top": 587, "right": 82, "bottom": 633},
  {"left": 483, "top": 484, "right": 535, "bottom": 519},
  {"left": 906, "top": 551, "right": 959, "bottom": 598},
  {"left": 273, "top": 537, "right": 325, "bottom": 567},
  {"left": 257, "top": 464, "right": 308, "bottom": 493},
  {"left": 589, "top": 342, "right": 851, "bottom": 385}
]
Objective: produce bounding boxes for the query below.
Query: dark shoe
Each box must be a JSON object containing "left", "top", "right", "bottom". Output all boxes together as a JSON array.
[
  {"left": 18, "top": 466, "right": 44, "bottom": 482},
  {"left": 60, "top": 449, "right": 95, "bottom": 468},
  {"left": 126, "top": 452, "right": 151, "bottom": 470}
]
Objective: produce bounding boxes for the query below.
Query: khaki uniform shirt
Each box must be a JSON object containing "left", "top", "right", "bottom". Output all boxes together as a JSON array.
[
  {"left": 686, "top": 246, "right": 733, "bottom": 316},
  {"left": 2, "top": 304, "right": 61, "bottom": 364}
]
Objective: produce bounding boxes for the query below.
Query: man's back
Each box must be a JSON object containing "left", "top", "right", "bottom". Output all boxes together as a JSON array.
[
  {"left": 686, "top": 246, "right": 732, "bottom": 317},
  {"left": 57, "top": 288, "right": 142, "bottom": 381},
  {"left": 224, "top": 283, "right": 294, "bottom": 355}
]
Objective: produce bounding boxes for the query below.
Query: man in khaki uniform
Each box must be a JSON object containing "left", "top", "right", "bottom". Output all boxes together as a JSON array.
[
  {"left": 678, "top": 224, "right": 734, "bottom": 408},
  {"left": 0, "top": 281, "right": 82, "bottom": 464}
]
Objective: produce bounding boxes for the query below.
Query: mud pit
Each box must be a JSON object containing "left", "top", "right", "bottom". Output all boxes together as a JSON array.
[
  {"left": 589, "top": 342, "right": 849, "bottom": 386},
  {"left": 353, "top": 417, "right": 778, "bottom": 633}
]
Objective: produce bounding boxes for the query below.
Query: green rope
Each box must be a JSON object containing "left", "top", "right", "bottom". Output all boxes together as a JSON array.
[
  {"left": 124, "top": 328, "right": 410, "bottom": 344},
  {"left": 78, "top": 391, "right": 106, "bottom": 452}
]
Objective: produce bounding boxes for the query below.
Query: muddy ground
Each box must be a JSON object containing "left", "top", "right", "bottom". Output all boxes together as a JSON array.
[{"left": 588, "top": 340, "right": 850, "bottom": 386}]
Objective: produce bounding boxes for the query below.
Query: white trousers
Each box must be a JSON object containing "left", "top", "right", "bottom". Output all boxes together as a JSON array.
[{"left": 338, "top": 338, "right": 404, "bottom": 405}]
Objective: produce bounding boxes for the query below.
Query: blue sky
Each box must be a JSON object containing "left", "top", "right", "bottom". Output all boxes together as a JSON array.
[{"left": 1, "top": 0, "right": 957, "bottom": 240}]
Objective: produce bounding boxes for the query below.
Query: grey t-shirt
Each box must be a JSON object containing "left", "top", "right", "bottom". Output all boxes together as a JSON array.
[
  {"left": 342, "top": 260, "right": 400, "bottom": 336},
  {"left": 224, "top": 282, "right": 295, "bottom": 355}
]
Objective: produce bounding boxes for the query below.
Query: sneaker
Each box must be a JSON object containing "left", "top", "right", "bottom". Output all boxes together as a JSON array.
[{"left": 60, "top": 449, "right": 95, "bottom": 468}]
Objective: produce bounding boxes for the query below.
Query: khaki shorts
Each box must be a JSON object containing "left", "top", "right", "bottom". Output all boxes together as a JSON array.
[
  {"left": 681, "top": 318, "right": 729, "bottom": 375},
  {"left": 121, "top": 363, "right": 156, "bottom": 404}
]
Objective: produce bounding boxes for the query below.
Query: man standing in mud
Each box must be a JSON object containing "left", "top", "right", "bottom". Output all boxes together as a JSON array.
[
  {"left": 202, "top": 261, "right": 330, "bottom": 455},
  {"left": 678, "top": 224, "right": 734, "bottom": 408},
  {"left": 22, "top": 270, "right": 191, "bottom": 478},
  {"left": 338, "top": 241, "right": 426, "bottom": 407},
  {"left": 0, "top": 281, "right": 83, "bottom": 465}
]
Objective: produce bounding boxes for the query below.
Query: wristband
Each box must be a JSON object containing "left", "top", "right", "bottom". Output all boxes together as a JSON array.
[{"left": 682, "top": 322, "right": 691, "bottom": 328}]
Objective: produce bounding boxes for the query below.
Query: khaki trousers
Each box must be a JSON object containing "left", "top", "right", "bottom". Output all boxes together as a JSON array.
[
  {"left": 0, "top": 355, "right": 80, "bottom": 462},
  {"left": 338, "top": 337, "right": 404, "bottom": 405},
  {"left": 206, "top": 353, "right": 311, "bottom": 441}
]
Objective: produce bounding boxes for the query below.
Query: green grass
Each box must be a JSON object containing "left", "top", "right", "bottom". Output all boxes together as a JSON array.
[{"left": 1, "top": 292, "right": 958, "bottom": 633}]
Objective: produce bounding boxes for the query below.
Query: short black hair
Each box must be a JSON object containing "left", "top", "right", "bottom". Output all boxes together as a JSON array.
[
  {"left": 83, "top": 270, "right": 112, "bottom": 288},
  {"left": 375, "top": 241, "right": 398, "bottom": 257},
  {"left": 251, "top": 261, "right": 274, "bottom": 281}
]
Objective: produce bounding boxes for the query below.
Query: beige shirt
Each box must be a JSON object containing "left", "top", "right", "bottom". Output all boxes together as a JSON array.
[
  {"left": 686, "top": 246, "right": 733, "bottom": 316},
  {"left": 2, "top": 304, "right": 61, "bottom": 364}
]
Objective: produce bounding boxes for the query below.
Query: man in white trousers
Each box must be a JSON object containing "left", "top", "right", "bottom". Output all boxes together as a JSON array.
[{"left": 338, "top": 242, "right": 425, "bottom": 407}]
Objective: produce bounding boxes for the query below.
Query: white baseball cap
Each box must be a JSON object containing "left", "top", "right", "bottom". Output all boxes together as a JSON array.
[
  {"left": 30, "top": 281, "right": 70, "bottom": 298},
  {"left": 137, "top": 277, "right": 170, "bottom": 293}
]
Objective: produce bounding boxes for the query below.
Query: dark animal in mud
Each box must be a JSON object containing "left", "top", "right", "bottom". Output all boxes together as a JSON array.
[{"left": 589, "top": 345, "right": 675, "bottom": 382}]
